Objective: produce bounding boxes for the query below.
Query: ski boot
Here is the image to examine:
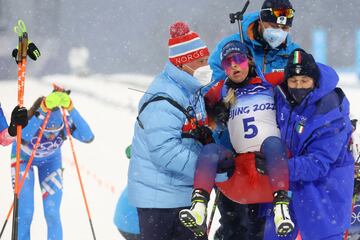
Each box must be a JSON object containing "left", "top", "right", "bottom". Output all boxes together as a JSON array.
[
  {"left": 273, "top": 190, "right": 294, "bottom": 236},
  {"left": 179, "top": 189, "right": 210, "bottom": 237}
]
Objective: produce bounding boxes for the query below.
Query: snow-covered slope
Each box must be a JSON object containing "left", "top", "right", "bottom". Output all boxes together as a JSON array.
[{"left": 0, "top": 72, "right": 359, "bottom": 239}]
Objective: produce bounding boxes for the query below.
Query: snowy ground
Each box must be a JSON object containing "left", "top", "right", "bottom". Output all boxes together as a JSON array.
[{"left": 0, "top": 72, "right": 359, "bottom": 239}]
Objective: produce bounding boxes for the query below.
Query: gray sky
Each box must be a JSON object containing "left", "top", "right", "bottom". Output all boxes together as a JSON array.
[{"left": 0, "top": 0, "right": 359, "bottom": 78}]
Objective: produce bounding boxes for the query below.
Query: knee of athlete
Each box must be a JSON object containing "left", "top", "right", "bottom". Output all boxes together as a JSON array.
[
  {"left": 19, "top": 207, "right": 34, "bottom": 225},
  {"left": 44, "top": 207, "right": 61, "bottom": 225},
  {"left": 261, "top": 136, "right": 283, "bottom": 154},
  {"left": 200, "top": 143, "right": 224, "bottom": 163}
]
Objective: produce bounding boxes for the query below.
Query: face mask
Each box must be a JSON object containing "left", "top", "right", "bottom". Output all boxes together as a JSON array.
[
  {"left": 263, "top": 27, "right": 288, "bottom": 49},
  {"left": 192, "top": 65, "right": 213, "bottom": 86},
  {"left": 288, "top": 88, "right": 313, "bottom": 104}
]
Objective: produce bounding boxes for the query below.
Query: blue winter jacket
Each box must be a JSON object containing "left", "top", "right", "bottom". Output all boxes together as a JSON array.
[
  {"left": 275, "top": 63, "right": 354, "bottom": 239},
  {"left": 128, "top": 62, "right": 207, "bottom": 208},
  {"left": 209, "top": 12, "right": 300, "bottom": 82}
]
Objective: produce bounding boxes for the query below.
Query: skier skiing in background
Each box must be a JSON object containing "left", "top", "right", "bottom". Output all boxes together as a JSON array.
[
  {"left": 179, "top": 40, "right": 294, "bottom": 238},
  {"left": 265, "top": 49, "right": 354, "bottom": 240},
  {"left": 208, "top": 0, "right": 300, "bottom": 238},
  {"left": 12, "top": 89, "right": 94, "bottom": 240},
  {"left": 0, "top": 104, "right": 28, "bottom": 146},
  {"left": 127, "top": 21, "right": 213, "bottom": 240},
  {"left": 114, "top": 145, "right": 140, "bottom": 240}
]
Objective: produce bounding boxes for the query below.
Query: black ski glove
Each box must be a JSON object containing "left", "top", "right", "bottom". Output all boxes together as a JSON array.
[
  {"left": 254, "top": 151, "right": 267, "bottom": 175},
  {"left": 354, "top": 175, "right": 360, "bottom": 196},
  {"left": 352, "top": 119, "right": 358, "bottom": 131},
  {"left": 190, "top": 125, "right": 215, "bottom": 145},
  {"left": 8, "top": 105, "right": 28, "bottom": 137},
  {"left": 12, "top": 42, "right": 41, "bottom": 63},
  {"left": 205, "top": 101, "right": 229, "bottom": 127},
  {"left": 212, "top": 102, "right": 229, "bottom": 126}
]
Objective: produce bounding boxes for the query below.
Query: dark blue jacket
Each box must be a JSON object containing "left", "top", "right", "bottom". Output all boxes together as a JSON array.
[{"left": 275, "top": 63, "right": 354, "bottom": 239}]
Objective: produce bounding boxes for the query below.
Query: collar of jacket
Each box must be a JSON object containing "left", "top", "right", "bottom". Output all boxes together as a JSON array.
[
  {"left": 164, "top": 61, "right": 202, "bottom": 97},
  {"left": 242, "top": 12, "right": 294, "bottom": 52}
]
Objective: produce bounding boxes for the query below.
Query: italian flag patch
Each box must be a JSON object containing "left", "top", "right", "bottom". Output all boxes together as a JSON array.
[
  {"left": 296, "top": 123, "right": 304, "bottom": 134},
  {"left": 293, "top": 51, "right": 301, "bottom": 64}
]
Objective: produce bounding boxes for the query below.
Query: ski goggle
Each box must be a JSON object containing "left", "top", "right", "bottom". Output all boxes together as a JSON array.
[
  {"left": 262, "top": 8, "right": 295, "bottom": 18},
  {"left": 221, "top": 53, "right": 248, "bottom": 70}
]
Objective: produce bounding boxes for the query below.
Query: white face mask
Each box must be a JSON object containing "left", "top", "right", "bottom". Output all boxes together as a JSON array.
[
  {"left": 263, "top": 27, "right": 288, "bottom": 49},
  {"left": 192, "top": 65, "right": 213, "bottom": 86}
]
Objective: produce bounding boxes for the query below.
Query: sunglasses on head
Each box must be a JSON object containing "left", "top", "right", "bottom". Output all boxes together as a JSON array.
[
  {"left": 262, "top": 8, "right": 295, "bottom": 18},
  {"left": 221, "top": 53, "right": 248, "bottom": 69}
]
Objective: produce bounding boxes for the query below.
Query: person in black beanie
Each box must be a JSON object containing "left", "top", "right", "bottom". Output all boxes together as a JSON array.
[
  {"left": 284, "top": 48, "right": 320, "bottom": 104},
  {"left": 210, "top": 0, "right": 300, "bottom": 83},
  {"left": 264, "top": 48, "right": 354, "bottom": 239}
]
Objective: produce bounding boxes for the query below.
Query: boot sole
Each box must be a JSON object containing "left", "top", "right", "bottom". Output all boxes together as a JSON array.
[
  {"left": 179, "top": 210, "right": 206, "bottom": 237},
  {"left": 277, "top": 220, "right": 295, "bottom": 236}
]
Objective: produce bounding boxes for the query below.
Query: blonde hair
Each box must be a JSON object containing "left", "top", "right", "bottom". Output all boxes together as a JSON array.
[
  {"left": 223, "top": 58, "right": 255, "bottom": 108},
  {"left": 224, "top": 88, "right": 236, "bottom": 107}
]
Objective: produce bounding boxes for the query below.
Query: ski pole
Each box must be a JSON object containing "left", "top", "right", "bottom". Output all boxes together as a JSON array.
[
  {"left": 229, "top": 0, "right": 250, "bottom": 43},
  {"left": 0, "top": 111, "right": 51, "bottom": 239},
  {"left": 11, "top": 19, "right": 28, "bottom": 240},
  {"left": 207, "top": 189, "right": 221, "bottom": 235},
  {"left": 61, "top": 108, "right": 97, "bottom": 240}
]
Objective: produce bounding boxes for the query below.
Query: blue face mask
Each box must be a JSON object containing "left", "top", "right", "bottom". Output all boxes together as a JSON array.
[
  {"left": 263, "top": 27, "right": 288, "bottom": 49},
  {"left": 288, "top": 88, "right": 313, "bottom": 104}
]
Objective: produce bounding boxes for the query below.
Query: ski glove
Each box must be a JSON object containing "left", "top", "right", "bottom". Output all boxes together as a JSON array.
[
  {"left": 354, "top": 174, "right": 360, "bottom": 196},
  {"left": 8, "top": 105, "right": 28, "bottom": 137},
  {"left": 190, "top": 125, "right": 215, "bottom": 145},
  {"left": 12, "top": 42, "right": 41, "bottom": 63},
  {"left": 205, "top": 101, "right": 229, "bottom": 128},
  {"left": 44, "top": 91, "right": 72, "bottom": 110},
  {"left": 351, "top": 118, "right": 360, "bottom": 163},
  {"left": 254, "top": 151, "right": 267, "bottom": 175}
]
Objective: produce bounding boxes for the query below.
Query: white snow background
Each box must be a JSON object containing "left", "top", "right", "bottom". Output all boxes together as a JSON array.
[{"left": 0, "top": 72, "right": 359, "bottom": 239}]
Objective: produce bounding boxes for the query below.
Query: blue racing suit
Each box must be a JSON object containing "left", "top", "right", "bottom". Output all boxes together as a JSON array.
[{"left": 11, "top": 106, "right": 94, "bottom": 240}]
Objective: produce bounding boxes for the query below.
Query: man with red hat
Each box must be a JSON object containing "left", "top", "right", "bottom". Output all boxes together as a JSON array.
[{"left": 128, "top": 21, "right": 214, "bottom": 240}]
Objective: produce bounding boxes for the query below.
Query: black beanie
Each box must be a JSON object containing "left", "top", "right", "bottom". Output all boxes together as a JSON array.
[
  {"left": 285, "top": 49, "right": 320, "bottom": 82},
  {"left": 260, "top": 0, "right": 294, "bottom": 27}
]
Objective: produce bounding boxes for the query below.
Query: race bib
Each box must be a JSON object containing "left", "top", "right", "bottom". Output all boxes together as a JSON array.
[{"left": 228, "top": 93, "right": 280, "bottom": 153}]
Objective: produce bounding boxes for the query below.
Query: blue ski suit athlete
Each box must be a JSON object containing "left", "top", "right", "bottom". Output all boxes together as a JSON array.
[
  {"left": 128, "top": 62, "right": 207, "bottom": 209},
  {"left": 209, "top": 12, "right": 300, "bottom": 83},
  {"left": 11, "top": 106, "right": 94, "bottom": 240},
  {"left": 264, "top": 63, "right": 354, "bottom": 240}
]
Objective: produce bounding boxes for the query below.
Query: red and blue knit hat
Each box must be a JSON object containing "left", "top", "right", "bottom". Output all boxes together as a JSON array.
[{"left": 168, "top": 21, "right": 209, "bottom": 66}]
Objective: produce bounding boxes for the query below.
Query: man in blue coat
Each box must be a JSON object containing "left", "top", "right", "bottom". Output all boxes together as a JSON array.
[
  {"left": 128, "top": 21, "right": 214, "bottom": 240},
  {"left": 209, "top": 0, "right": 300, "bottom": 239},
  {"left": 209, "top": 0, "right": 300, "bottom": 83},
  {"left": 266, "top": 49, "right": 354, "bottom": 240}
]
